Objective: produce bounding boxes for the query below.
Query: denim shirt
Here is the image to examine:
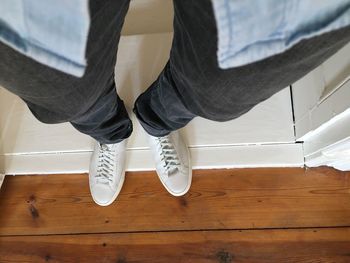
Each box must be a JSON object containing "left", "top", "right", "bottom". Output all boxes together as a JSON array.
[
  {"left": 211, "top": 0, "right": 350, "bottom": 69},
  {"left": 0, "top": 0, "right": 90, "bottom": 77},
  {"left": 0, "top": 0, "right": 349, "bottom": 77}
]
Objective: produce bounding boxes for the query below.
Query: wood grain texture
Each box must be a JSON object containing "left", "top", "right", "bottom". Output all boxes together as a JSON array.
[
  {"left": 1, "top": 228, "right": 350, "bottom": 263},
  {"left": 0, "top": 168, "right": 350, "bottom": 236}
]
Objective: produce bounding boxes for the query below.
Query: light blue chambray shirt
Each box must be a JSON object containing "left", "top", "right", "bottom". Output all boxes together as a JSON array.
[
  {"left": 0, "top": 0, "right": 90, "bottom": 77},
  {"left": 211, "top": 0, "right": 350, "bottom": 69},
  {"left": 0, "top": 0, "right": 350, "bottom": 77}
]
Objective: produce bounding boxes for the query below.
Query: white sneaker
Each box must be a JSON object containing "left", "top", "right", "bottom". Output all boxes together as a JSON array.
[
  {"left": 89, "top": 139, "right": 127, "bottom": 206},
  {"left": 148, "top": 131, "right": 192, "bottom": 196}
]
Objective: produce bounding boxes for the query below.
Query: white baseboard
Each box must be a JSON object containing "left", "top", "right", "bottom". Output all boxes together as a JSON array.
[
  {"left": 0, "top": 174, "right": 4, "bottom": 189},
  {"left": 0, "top": 143, "right": 304, "bottom": 175}
]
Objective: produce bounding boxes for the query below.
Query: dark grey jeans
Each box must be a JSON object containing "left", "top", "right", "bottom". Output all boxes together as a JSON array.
[{"left": 1, "top": 0, "right": 350, "bottom": 143}]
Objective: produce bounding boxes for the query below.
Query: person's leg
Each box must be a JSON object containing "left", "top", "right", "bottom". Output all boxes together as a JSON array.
[
  {"left": 133, "top": 0, "right": 350, "bottom": 197},
  {"left": 0, "top": 0, "right": 132, "bottom": 144},
  {"left": 134, "top": 0, "right": 350, "bottom": 136},
  {"left": 0, "top": 0, "right": 131, "bottom": 206}
]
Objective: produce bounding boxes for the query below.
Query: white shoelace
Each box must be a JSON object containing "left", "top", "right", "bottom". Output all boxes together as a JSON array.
[
  {"left": 96, "top": 143, "right": 116, "bottom": 184},
  {"left": 157, "top": 136, "right": 180, "bottom": 175}
]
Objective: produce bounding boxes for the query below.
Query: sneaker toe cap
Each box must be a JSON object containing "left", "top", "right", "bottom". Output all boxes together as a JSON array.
[
  {"left": 90, "top": 185, "right": 116, "bottom": 206},
  {"left": 164, "top": 170, "right": 191, "bottom": 196}
]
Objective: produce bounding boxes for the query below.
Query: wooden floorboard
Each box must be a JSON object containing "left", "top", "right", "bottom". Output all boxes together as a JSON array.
[
  {"left": 1, "top": 228, "right": 350, "bottom": 262},
  {"left": 0, "top": 168, "right": 350, "bottom": 235}
]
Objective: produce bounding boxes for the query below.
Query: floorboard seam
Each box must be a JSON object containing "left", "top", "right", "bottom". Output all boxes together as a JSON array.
[{"left": 1, "top": 225, "right": 350, "bottom": 238}]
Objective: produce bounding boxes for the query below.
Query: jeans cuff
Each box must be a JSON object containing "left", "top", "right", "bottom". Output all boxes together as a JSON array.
[{"left": 132, "top": 106, "right": 171, "bottom": 137}]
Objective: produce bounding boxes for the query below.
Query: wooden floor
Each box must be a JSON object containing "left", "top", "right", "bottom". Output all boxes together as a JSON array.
[{"left": 0, "top": 167, "right": 350, "bottom": 262}]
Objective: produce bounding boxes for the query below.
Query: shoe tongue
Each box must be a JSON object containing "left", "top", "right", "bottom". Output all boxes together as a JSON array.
[{"left": 100, "top": 143, "right": 116, "bottom": 150}]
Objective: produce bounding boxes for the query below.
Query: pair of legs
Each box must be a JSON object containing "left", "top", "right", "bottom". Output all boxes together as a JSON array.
[
  {"left": 1, "top": 1, "right": 350, "bottom": 204},
  {"left": 2, "top": 0, "right": 350, "bottom": 140}
]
